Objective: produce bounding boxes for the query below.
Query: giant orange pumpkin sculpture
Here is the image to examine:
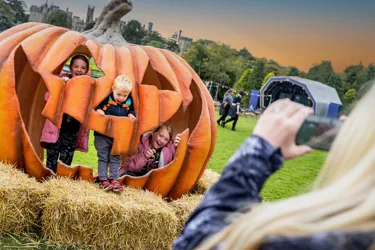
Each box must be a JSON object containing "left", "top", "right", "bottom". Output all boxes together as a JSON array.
[{"left": 0, "top": 0, "right": 216, "bottom": 199}]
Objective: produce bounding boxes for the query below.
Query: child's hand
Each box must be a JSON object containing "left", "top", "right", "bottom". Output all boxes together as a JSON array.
[
  {"left": 173, "top": 134, "right": 181, "bottom": 147},
  {"left": 144, "top": 149, "right": 156, "bottom": 159},
  {"left": 128, "top": 114, "right": 136, "bottom": 121},
  {"left": 96, "top": 109, "right": 105, "bottom": 116},
  {"left": 61, "top": 76, "right": 70, "bottom": 83}
]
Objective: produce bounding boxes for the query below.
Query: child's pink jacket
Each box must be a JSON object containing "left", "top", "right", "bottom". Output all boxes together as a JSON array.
[{"left": 40, "top": 92, "right": 89, "bottom": 152}]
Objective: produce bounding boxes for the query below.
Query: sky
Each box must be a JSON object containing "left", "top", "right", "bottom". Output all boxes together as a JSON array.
[{"left": 24, "top": 0, "right": 375, "bottom": 72}]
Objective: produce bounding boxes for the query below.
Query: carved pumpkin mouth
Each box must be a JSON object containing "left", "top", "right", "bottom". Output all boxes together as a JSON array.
[
  {"left": 1, "top": 22, "right": 216, "bottom": 199},
  {"left": 14, "top": 43, "right": 202, "bottom": 153}
]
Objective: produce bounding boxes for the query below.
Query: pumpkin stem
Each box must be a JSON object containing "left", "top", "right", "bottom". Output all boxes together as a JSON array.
[{"left": 82, "top": 0, "right": 133, "bottom": 46}]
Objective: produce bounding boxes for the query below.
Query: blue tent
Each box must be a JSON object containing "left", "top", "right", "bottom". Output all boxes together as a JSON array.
[
  {"left": 248, "top": 90, "right": 260, "bottom": 110},
  {"left": 260, "top": 76, "right": 342, "bottom": 117}
]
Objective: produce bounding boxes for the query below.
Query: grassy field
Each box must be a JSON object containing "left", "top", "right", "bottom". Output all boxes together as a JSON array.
[
  {"left": 208, "top": 112, "right": 327, "bottom": 201},
  {"left": 1, "top": 112, "right": 327, "bottom": 248}
]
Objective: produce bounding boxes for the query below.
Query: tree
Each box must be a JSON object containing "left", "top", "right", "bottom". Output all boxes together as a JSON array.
[
  {"left": 146, "top": 40, "right": 165, "bottom": 49},
  {"left": 84, "top": 21, "right": 95, "bottom": 31},
  {"left": 5, "top": 0, "right": 27, "bottom": 23},
  {"left": 121, "top": 20, "right": 147, "bottom": 44},
  {"left": 367, "top": 64, "right": 375, "bottom": 81},
  {"left": 247, "top": 59, "right": 266, "bottom": 90},
  {"left": 298, "top": 71, "right": 307, "bottom": 78},
  {"left": 355, "top": 68, "right": 368, "bottom": 89},
  {"left": 46, "top": 10, "right": 72, "bottom": 29},
  {"left": 142, "top": 31, "right": 165, "bottom": 46},
  {"left": 0, "top": 0, "right": 16, "bottom": 31},
  {"left": 234, "top": 68, "right": 252, "bottom": 90},
  {"left": 285, "top": 66, "right": 299, "bottom": 76},
  {"left": 262, "top": 72, "right": 275, "bottom": 87},
  {"left": 327, "top": 73, "right": 343, "bottom": 97},
  {"left": 200, "top": 43, "right": 244, "bottom": 87},
  {"left": 343, "top": 63, "right": 364, "bottom": 88},
  {"left": 165, "top": 39, "right": 180, "bottom": 53},
  {"left": 344, "top": 88, "right": 356, "bottom": 105},
  {"left": 238, "top": 47, "right": 254, "bottom": 61},
  {"left": 181, "top": 40, "right": 209, "bottom": 76},
  {"left": 307, "top": 60, "right": 334, "bottom": 83},
  {"left": 233, "top": 69, "right": 253, "bottom": 106}
]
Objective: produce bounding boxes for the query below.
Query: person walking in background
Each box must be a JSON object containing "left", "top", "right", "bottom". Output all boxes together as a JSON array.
[
  {"left": 222, "top": 90, "right": 245, "bottom": 131},
  {"left": 217, "top": 89, "right": 234, "bottom": 126}
]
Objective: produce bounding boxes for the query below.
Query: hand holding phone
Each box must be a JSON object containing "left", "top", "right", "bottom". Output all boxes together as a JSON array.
[
  {"left": 253, "top": 99, "right": 313, "bottom": 159},
  {"left": 296, "top": 115, "right": 344, "bottom": 151}
]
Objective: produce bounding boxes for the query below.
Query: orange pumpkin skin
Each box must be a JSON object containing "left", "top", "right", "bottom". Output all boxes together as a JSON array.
[{"left": 0, "top": 22, "right": 217, "bottom": 199}]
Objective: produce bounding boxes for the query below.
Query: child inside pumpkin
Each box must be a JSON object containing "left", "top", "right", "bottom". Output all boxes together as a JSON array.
[
  {"left": 94, "top": 75, "right": 136, "bottom": 193},
  {"left": 40, "top": 54, "right": 91, "bottom": 174},
  {"left": 119, "top": 124, "right": 181, "bottom": 177}
]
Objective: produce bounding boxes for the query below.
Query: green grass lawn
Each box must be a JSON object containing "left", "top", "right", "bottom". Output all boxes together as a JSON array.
[
  {"left": 1, "top": 111, "right": 327, "bottom": 248},
  {"left": 209, "top": 112, "right": 327, "bottom": 201}
]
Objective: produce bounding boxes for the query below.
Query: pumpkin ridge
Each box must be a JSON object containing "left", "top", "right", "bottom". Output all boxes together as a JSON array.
[
  {"left": 0, "top": 24, "right": 52, "bottom": 70},
  {"left": 36, "top": 30, "right": 87, "bottom": 73},
  {"left": 170, "top": 52, "right": 217, "bottom": 149},
  {"left": 114, "top": 46, "right": 140, "bottom": 154},
  {"left": 0, "top": 22, "right": 44, "bottom": 43},
  {"left": 19, "top": 27, "right": 69, "bottom": 72},
  {"left": 168, "top": 80, "right": 212, "bottom": 199},
  {"left": 141, "top": 46, "right": 180, "bottom": 92},
  {"left": 194, "top": 74, "right": 217, "bottom": 181},
  {"left": 159, "top": 49, "right": 193, "bottom": 111}
]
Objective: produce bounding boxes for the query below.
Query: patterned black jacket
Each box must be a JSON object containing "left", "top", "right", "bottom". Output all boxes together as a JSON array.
[
  {"left": 94, "top": 93, "right": 136, "bottom": 137},
  {"left": 173, "top": 135, "right": 375, "bottom": 250}
]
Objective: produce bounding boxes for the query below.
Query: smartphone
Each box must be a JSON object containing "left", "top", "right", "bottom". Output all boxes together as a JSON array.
[{"left": 296, "top": 115, "right": 344, "bottom": 151}]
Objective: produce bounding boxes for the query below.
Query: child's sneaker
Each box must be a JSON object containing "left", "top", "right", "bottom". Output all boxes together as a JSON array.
[
  {"left": 99, "top": 179, "right": 112, "bottom": 191},
  {"left": 111, "top": 180, "right": 124, "bottom": 193}
]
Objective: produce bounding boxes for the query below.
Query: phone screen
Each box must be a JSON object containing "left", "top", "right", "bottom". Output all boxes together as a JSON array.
[{"left": 296, "top": 115, "right": 344, "bottom": 151}]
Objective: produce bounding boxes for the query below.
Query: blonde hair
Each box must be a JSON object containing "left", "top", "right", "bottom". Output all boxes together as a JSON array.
[
  {"left": 198, "top": 81, "right": 375, "bottom": 250},
  {"left": 113, "top": 75, "right": 132, "bottom": 92}
]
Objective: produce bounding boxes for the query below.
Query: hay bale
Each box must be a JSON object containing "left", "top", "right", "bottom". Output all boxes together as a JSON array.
[
  {"left": 169, "top": 194, "right": 203, "bottom": 235},
  {"left": 0, "top": 162, "right": 48, "bottom": 234},
  {"left": 191, "top": 169, "right": 220, "bottom": 195},
  {"left": 42, "top": 178, "right": 179, "bottom": 250}
]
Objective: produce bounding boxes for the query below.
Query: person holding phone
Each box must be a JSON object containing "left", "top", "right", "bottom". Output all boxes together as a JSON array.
[{"left": 174, "top": 84, "right": 375, "bottom": 250}]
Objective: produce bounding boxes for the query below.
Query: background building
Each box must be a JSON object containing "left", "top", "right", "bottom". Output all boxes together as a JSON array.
[
  {"left": 171, "top": 30, "right": 193, "bottom": 52},
  {"left": 29, "top": 2, "right": 95, "bottom": 33},
  {"left": 86, "top": 5, "right": 95, "bottom": 23},
  {"left": 72, "top": 16, "right": 85, "bottom": 32}
]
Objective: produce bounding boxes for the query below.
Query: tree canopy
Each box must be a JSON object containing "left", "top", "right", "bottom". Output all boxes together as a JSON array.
[
  {"left": 5, "top": 0, "right": 27, "bottom": 23},
  {"left": 46, "top": 10, "right": 72, "bottom": 29},
  {"left": 285, "top": 66, "right": 299, "bottom": 76},
  {"left": 0, "top": 0, "right": 16, "bottom": 31}
]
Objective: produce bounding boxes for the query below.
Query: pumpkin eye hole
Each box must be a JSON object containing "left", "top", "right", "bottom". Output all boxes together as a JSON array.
[
  {"left": 142, "top": 63, "right": 175, "bottom": 91},
  {"left": 14, "top": 46, "right": 48, "bottom": 160},
  {"left": 138, "top": 62, "right": 202, "bottom": 137},
  {"left": 13, "top": 46, "right": 102, "bottom": 162},
  {"left": 166, "top": 80, "right": 202, "bottom": 137}
]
